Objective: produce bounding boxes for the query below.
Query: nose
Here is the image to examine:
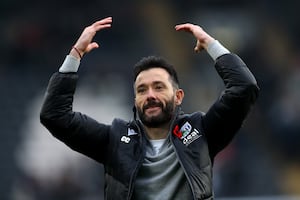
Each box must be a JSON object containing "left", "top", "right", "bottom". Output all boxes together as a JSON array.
[{"left": 146, "top": 88, "right": 156, "bottom": 100}]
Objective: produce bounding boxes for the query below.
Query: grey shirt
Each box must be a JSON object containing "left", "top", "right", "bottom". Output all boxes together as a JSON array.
[{"left": 132, "top": 138, "right": 193, "bottom": 200}]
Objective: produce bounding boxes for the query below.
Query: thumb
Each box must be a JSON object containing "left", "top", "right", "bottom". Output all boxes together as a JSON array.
[
  {"left": 194, "top": 40, "right": 203, "bottom": 52},
  {"left": 85, "top": 42, "right": 99, "bottom": 53}
]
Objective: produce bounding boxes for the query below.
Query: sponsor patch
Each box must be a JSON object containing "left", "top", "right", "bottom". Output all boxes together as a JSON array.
[
  {"left": 173, "top": 121, "right": 202, "bottom": 146},
  {"left": 182, "top": 128, "right": 201, "bottom": 146}
]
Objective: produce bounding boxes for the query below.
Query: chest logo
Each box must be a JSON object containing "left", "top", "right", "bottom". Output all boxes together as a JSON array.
[{"left": 173, "top": 122, "right": 202, "bottom": 146}]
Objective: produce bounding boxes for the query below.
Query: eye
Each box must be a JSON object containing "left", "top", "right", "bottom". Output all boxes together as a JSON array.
[
  {"left": 137, "top": 87, "right": 147, "bottom": 94},
  {"left": 154, "top": 83, "right": 165, "bottom": 91},
  {"left": 155, "top": 85, "right": 163, "bottom": 90}
]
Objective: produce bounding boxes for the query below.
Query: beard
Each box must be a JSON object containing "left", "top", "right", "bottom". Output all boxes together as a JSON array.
[{"left": 137, "top": 99, "right": 175, "bottom": 128}]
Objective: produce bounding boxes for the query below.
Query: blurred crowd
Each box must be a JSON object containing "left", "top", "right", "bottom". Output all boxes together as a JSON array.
[{"left": 1, "top": 1, "right": 300, "bottom": 199}]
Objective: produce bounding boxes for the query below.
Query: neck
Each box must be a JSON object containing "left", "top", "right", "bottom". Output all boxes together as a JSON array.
[{"left": 144, "top": 123, "right": 170, "bottom": 140}]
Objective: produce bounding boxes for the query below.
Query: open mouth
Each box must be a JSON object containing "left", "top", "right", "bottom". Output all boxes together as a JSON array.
[
  {"left": 143, "top": 101, "right": 163, "bottom": 113},
  {"left": 145, "top": 106, "right": 160, "bottom": 111}
]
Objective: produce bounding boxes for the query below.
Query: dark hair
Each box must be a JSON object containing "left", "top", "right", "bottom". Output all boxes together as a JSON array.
[{"left": 133, "top": 56, "right": 179, "bottom": 88}]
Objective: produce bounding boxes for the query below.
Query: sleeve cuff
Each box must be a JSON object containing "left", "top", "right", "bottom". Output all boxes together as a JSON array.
[
  {"left": 59, "top": 55, "right": 80, "bottom": 73},
  {"left": 207, "top": 40, "right": 230, "bottom": 61}
]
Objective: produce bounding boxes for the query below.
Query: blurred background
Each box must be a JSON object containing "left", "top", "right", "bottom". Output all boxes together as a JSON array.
[{"left": 1, "top": 0, "right": 300, "bottom": 199}]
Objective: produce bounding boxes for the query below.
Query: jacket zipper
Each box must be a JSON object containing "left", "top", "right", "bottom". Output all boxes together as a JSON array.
[{"left": 126, "top": 120, "right": 146, "bottom": 200}]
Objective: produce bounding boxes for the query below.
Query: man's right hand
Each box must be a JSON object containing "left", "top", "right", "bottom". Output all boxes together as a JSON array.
[{"left": 70, "top": 17, "right": 112, "bottom": 59}]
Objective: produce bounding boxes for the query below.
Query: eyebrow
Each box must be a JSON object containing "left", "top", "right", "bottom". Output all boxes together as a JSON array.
[{"left": 136, "top": 80, "right": 165, "bottom": 87}]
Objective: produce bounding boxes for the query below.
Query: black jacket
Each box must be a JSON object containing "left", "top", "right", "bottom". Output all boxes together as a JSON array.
[{"left": 40, "top": 53, "right": 259, "bottom": 200}]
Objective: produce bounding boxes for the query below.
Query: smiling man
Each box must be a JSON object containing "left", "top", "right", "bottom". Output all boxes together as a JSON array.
[
  {"left": 40, "top": 17, "right": 259, "bottom": 199},
  {"left": 134, "top": 63, "right": 184, "bottom": 139}
]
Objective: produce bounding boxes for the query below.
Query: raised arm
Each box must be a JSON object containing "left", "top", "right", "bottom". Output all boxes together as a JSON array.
[
  {"left": 40, "top": 17, "right": 113, "bottom": 163},
  {"left": 176, "top": 23, "right": 259, "bottom": 158}
]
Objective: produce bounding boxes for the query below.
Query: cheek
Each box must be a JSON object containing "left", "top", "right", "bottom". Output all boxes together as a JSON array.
[{"left": 135, "top": 96, "right": 144, "bottom": 107}]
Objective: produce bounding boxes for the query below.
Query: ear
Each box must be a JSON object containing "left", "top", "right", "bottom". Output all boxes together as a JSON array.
[{"left": 175, "top": 89, "right": 184, "bottom": 105}]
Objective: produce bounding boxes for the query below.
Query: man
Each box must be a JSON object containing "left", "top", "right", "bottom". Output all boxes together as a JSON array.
[{"left": 40, "top": 17, "right": 259, "bottom": 199}]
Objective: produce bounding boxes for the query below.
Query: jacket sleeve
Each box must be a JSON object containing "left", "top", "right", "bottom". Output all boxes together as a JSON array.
[
  {"left": 202, "top": 53, "right": 259, "bottom": 158},
  {"left": 40, "top": 72, "right": 110, "bottom": 163}
]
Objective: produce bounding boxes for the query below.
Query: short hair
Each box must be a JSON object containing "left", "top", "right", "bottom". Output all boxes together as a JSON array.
[{"left": 133, "top": 56, "right": 180, "bottom": 88}]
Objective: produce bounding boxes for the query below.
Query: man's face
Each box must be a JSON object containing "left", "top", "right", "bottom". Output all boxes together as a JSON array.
[{"left": 134, "top": 68, "right": 183, "bottom": 128}]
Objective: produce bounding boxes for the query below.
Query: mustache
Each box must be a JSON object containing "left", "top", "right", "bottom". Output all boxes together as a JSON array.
[{"left": 143, "top": 100, "right": 163, "bottom": 111}]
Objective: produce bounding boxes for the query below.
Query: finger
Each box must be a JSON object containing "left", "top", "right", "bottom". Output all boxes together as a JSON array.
[
  {"left": 93, "top": 17, "right": 113, "bottom": 28},
  {"left": 175, "top": 23, "right": 193, "bottom": 31},
  {"left": 194, "top": 45, "right": 200, "bottom": 52},
  {"left": 83, "top": 19, "right": 112, "bottom": 38},
  {"left": 94, "top": 17, "right": 113, "bottom": 24},
  {"left": 175, "top": 23, "right": 193, "bottom": 29},
  {"left": 194, "top": 40, "right": 204, "bottom": 52},
  {"left": 194, "top": 40, "right": 199, "bottom": 52},
  {"left": 92, "top": 22, "right": 112, "bottom": 32}
]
